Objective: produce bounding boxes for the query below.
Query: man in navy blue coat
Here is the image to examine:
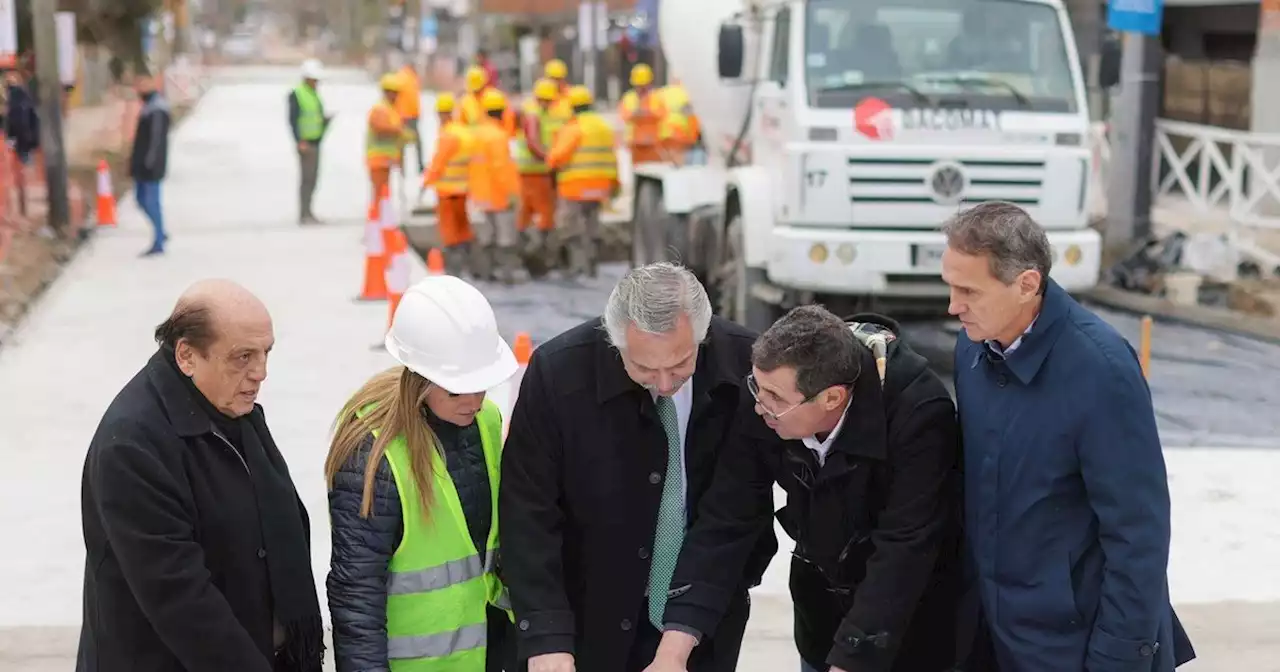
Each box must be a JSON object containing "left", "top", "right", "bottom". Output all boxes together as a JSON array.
[{"left": 940, "top": 201, "right": 1195, "bottom": 671}]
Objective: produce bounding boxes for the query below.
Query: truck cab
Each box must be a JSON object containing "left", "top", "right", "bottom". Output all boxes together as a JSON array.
[{"left": 640, "top": 0, "right": 1102, "bottom": 329}]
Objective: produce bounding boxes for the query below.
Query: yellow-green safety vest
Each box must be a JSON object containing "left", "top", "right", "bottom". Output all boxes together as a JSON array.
[
  {"left": 360, "top": 400, "right": 512, "bottom": 671},
  {"left": 366, "top": 100, "right": 404, "bottom": 166},
  {"left": 514, "top": 100, "right": 562, "bottom": 175},
  {"left": 294, "top": 84, "right": 324, "bottom": 142},
  {"left": 561, "top": 112, "right": 618, "bottom": 184}
]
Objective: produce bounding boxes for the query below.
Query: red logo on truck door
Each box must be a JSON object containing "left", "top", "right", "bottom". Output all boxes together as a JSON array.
[{"left": 854, "top": 97, "right": 894, "bottom": 141}]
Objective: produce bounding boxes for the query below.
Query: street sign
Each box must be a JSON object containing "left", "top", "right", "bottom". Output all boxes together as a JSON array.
[{"left": 1107, "top": 0, "right": 1164, "bottom": 36}]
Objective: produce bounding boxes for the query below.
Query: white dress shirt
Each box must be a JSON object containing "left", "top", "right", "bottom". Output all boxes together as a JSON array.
[{"left": 802, "top": 398, "right": 852, "bottom": 466}]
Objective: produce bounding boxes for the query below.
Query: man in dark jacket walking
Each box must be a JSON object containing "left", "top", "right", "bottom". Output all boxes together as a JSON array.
[
  {"left": 500, "top": 262, "right": 777, "bottom": 672},
  {"left": 941, "top": 201, "right": 1195, "bottom": 671},
  {"left": 645, "top": 305, "right": 963, "bottom": 672},
  {"left": 129, "top": 75, "right": 171, "bottom": 256},
  {"left": 78, "top": 279, "right": 324, "bottom": 672}
]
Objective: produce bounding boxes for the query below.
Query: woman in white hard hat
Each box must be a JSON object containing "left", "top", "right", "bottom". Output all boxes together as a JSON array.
[{"left": 325, "top": 274, "right": 519, "bottom": 671}]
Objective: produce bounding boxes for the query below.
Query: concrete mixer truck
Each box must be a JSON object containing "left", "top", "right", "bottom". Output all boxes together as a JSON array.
[{"left": 630, "top": 0, "right": 1101, "bottom": 330}]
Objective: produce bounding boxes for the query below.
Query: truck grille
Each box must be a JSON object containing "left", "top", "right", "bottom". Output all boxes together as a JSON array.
[{"left": 847, "top": 157, "right": 1045, "bottom": 207}]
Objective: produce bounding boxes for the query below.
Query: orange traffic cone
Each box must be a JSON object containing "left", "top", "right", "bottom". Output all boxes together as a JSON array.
[
  {"left": 426, "top": 247, "right": 445, "bottom": 275},
  {"left": 502, "top": 332, "right": 535, "bottom": 439},
  {"left": 95, "top": 159, "right": 116, "bottom": 227},
  {"left": 384, "top": 229, "right": 413, "bottom": 334},
  {"left": 357, "top": 202, "right": 389, "bottom": 301}
]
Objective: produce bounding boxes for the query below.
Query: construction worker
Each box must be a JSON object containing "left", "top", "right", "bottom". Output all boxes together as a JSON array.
[
  {"left": 289, "top": 59, "right": 331, "bottom": 224},
  {"left": 455, "top": 66, "right": 488, "bottom": 125},
  {"left": 422, "top": 93, "right": 475, "bottom": 273},
  {"left": 543, "top": 58, "right": 573, "bottom": 121},
  {"left": 393, "top": 61, "right": 424, "bottom": 174},
  {"left": 546, "top": 86, "right": 619, "bottom": 279},
  {"left": 467, "top": 89, "right": 522, "bottom": 284},
  {"left": 514, "top": 78, "right": 562, "bottom": 266},
  {"left": 618, "top": 63, "right": 666, "bottom": 165},
  {"left": 366, "top": 73, "right": 406, "bottom": 208},
  {"left": 658, "top": 77, "right": 701, "bottom": 165},
  {"left": 325, "top": 274, "right": 519, "bottom": 671}
]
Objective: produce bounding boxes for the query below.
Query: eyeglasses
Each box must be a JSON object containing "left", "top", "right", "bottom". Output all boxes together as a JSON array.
[
  {"left": 746, "top": 373, "right": 817, "bottom": 420},
  {"left": 745, "top": 373, "right": 857, "bottom": 421}
]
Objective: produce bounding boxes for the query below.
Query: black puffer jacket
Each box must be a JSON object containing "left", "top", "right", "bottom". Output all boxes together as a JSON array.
[{"left": 326, "top": 407, "right": 510, "bottom": 672}]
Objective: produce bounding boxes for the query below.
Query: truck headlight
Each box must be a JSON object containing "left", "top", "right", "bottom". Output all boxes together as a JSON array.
[
  {"left": 809, "top": 244, "right": 829, "bottom": 263},
  {"left": 1064, "top": 244, "right": 1083, "bottom": 266},
  {"left": 836, "top": 243, "right": 857, "bottom": 264}
]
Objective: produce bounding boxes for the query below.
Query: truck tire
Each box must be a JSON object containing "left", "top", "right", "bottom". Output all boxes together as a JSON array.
[
  {"left": 715, "top": 214, "right": 780, "bottom": 333},
  {"left": 632, "top": 180, "right": 665, "bottom": 267}
]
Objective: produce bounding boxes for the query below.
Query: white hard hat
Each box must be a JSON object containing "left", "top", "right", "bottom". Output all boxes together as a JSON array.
[
  {"left": 384, "top": 275, "right": 518, "bottom": 394},
  {"left": 301, "top": 59, "right": 324, "bottom": 80}
]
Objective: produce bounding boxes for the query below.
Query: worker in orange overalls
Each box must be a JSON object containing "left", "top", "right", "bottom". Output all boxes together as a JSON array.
[
  {"left": 547, "top": 86, "right": 619, "bottom": 280},
  {"left": 366, "top": 73, "right": 406, "bottom": 208},
  {"left": 394, "top": 61, "right": 424, "bottom": 174},
  {"left": 514, "top": 78, "right": 564, "bottom": 270},
  {"left": 543, "top": 58, "right": 573, "bottom": 121},
  {"left": 455, "top": 66, "right": 488, "bottom": 125},
  {"left": 467, "top": 89, "right": 522, "bottom": 284},
  {"left": 422, "top": 93, "right": 475, "bottom": 273},
  {"left": 658, "top": 78, "right": 701, "bottom": 165},
  {"left": 618, "top": 63, "right": 666, "bottom": 165}
]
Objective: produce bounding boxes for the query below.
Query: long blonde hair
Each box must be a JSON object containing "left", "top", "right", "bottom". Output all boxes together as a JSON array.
[{"left": 324, "top": 366, "right": 440, "bottom": 520}]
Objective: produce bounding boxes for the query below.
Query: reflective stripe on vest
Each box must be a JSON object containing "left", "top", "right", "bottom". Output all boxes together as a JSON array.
[
  {"left": 514, "top": 101, "right": 557, "bottom": 174},
  {"left": 367, "top": 101, "right": 402, "bottom": 164},
  {"left": 294, "top": 85, "right": 324, "bottom": 141},
  {"left": 561, "top": 112, "right": 618, "bottom": 184},
  {"left": 438, "top": 123, "right": 472, "bottom": 195},
  {"left": 362, "top": 400, "right": 509, "bottom": 670}
]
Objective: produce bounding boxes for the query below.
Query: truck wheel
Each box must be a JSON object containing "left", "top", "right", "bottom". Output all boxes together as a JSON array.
[
  {"left": 632, "top": 180, "right": 664, "bottom": 267},
  {"left": 714, "top": 214, "right": 779, "bottom": 333}
]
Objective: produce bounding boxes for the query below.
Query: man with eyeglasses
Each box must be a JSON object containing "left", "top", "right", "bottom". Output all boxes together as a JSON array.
[{"left": 643, "top": 304, "right": 964, "bottom": 672}]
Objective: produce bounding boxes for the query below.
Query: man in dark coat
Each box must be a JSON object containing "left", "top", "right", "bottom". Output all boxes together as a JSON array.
[
  {"left": 941, "top": 201, "right": 1196, "bottom": 671},
  {"left": 645, "top": 305, "right": 963, "bottom": 672},
  {"left": 129, "top": 74, "right": 171, "bottom": 257},
  {"left": 499, "top": 262, "right": 777, "bottom": 672},
  {"left": 78, "top": 279, "right": 324, "bottom": 672}
]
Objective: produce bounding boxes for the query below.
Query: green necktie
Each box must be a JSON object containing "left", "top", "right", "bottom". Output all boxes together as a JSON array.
[{"left": 648, "top": 394, "right": 685, "bottom": 629}]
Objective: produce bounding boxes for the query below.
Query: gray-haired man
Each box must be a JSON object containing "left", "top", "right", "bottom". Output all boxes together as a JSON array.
[
  {"left": 499, "top": 262, "right": 777, "bottom": 672},
  {"left": 646, "top": 304, "right": 963, "bottom": 672},
  {"left": 940, "top": 201, "right": 1195, "bottom": 671}
]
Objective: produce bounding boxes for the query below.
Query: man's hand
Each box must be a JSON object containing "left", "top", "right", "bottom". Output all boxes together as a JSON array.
[
  {"left": 297, "top": 141, "right": 310, "bottom": 152},
  {"left": 528, "top": 652, "right": 575, "bottom": 672},
  {"left": 642, "top": 630, "right": 697, "bottom": 672}
]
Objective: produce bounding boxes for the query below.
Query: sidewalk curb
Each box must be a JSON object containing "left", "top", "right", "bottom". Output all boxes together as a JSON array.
[{"left": 1083, "top": 285, "right": 1280, "bottom": 345}]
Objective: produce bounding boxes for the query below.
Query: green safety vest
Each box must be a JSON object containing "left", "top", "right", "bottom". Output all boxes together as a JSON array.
[
  {"left": 359, "top": 400, "right": 512, "bottom": 670},
  {"left": 294, "top": 84, "right": 324, "bottom": 141},
  {"left": 514, "top": 101, "right": 563, "bottom": 175}
]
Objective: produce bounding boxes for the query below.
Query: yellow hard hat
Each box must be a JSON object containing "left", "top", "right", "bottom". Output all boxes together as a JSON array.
[
  {"left": 465, "top": 66, "right": 487, "bottom": 92},
  {"left": 630, "top": 63, "right": 654, "bottom": 87},
  {"left": 481, "top": 88, "right": 507, "bottom": 112},
  {"left": 533, "top": 78, "right": 558, "bottom": 101},
  {"left": 544, "top": 59, "right": 568, "bottom": 80},
  {"left": 379, "top": 72, "right": 403, "bottom": 92},
  {"left": 567, "top": 85, "right": 593, "bottom": 108},
  {"left": 435, "top": 92, "right": 455, "bottom": 113}
]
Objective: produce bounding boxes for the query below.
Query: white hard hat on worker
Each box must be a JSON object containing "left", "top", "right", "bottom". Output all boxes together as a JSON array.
[
  {"left": 301, "top": 59, "right": 324, "bottom": 81},
  {"left": 384, "top": 275, "right": 518, "bottom": 397}
]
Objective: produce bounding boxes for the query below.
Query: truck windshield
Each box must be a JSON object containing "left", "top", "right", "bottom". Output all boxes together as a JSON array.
[{"left": 804, "top": 0, "right": 1079, "bottom": 113}]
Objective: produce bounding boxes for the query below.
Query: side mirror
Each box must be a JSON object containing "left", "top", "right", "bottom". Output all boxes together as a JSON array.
[
  {"left": 718, "top": 23, "right": 744, "bottom": 79},
  {"left": 1098, "top": 37, "right": 1121, "bottom": 89}
]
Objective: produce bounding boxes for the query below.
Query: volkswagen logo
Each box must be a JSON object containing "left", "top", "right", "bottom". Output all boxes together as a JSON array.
[{"left": 928, "top": 163, "right": 967, "bottom": 205}]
